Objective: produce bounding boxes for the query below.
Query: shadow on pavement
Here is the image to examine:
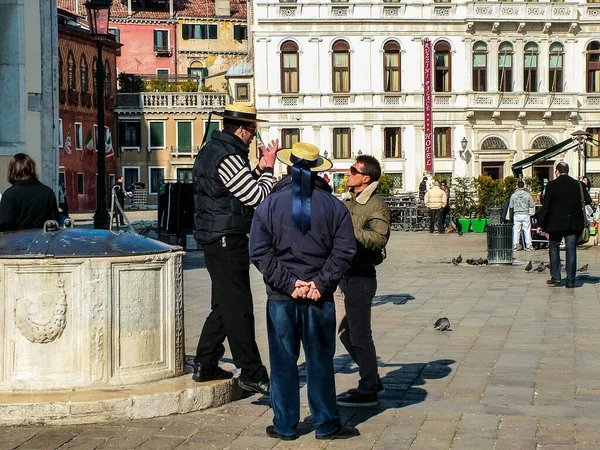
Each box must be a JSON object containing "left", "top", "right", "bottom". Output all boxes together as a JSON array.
[
  {"left": 576, "top": 275, "right": 600, "bottom": 285},
  {"left": 372, "top": 294, "right": 416, "bottom": 306}
]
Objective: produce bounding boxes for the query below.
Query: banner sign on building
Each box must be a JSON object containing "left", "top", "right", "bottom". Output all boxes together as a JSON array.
[{"left": 423, "top": 38, "right": 433, "bottom": 172}]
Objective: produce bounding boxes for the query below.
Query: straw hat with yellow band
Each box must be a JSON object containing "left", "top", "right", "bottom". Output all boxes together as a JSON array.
[
  {"left": 277, "top": 142, "right": 332, "bottom": 172},
  {"left": 212, "top": 104, "right": 268, "bottom": 123}
]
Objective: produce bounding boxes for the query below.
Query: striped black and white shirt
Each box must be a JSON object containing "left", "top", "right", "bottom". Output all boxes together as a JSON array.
[{"left": 218, "top": 154, "right": 274, "bottom": 208}]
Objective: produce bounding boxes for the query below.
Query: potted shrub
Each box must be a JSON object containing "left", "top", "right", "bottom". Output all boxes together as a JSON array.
[
  {"left": 472, "top": 176, "right": 499, "bottom": 232},
  {"left": 452, "top": 177, "right": 475, "bottom": 232}
]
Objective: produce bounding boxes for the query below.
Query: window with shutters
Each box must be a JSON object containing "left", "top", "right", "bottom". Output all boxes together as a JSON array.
[
  {"left": 472, "top": 41, "right": 487, "bottom": 92},
  {"left": 153, "top": 30, "right": 169, "bottom": 53},
  {"left": 75, "top": 122, "right": 83, "bottom": 150},
  {"left": 524, "top": 42, "right": 538, "bottom": 92},
  {"left": 182, "top": 24, "right": 218, "bottom": 40},
  {"left": 188, "top": 61, "right": 208, "bottom": 80},
  {"left": 233, "top": 25, "right": 247, "bottom": 41},
  {"left": 281, "top": 129, "right": 300, "bottom": 148},
  {"left": 149, "top": 167, "right": 165, "bottom": 195},
  {"left": 434, "top": 127, "right": 451, "bottom": 158},
  {"left": 332, "top": 40, "right": 350, "bottom": 93},
  {"left": 384, "top": 127, "right": 402, "bottom": 158},
  {"left": 498, "top": 41, "right": 513, "bottom": 92},
  {"left": 281, "top": 41, "right": 299, "bottom": 93},
  {"left": 434, "top": 41, "right": 451, "bottom": 92},
  {"left": 108, "top": 27, "right": 120, "bottom": 42},
  {"left": 333, "top": 128, "right": 351, "bottom": 159},
  {"left": 148, "top": 121, "right": 165, "bottom": 149},
  {"left": 203, "top": 120, "right": 220, "bottom": 143},
  {"left": 549, "top": 42, "right": 564, "bottom": 93},
  {"left": 119, "top": 121, "right": 141, "bottom": 149},
  {"left": 68, "top": 52, "right": 76, "bottom": 90},
  {"left": 586, "top": 128, "right": 600, "bottom": 158},
  {"left": 383, "top": 41, "right": 401, "bottom": 92},
  {"left": 587, "top": 41, "right": 600, "bottom": 93},
  {"left": 176, "top": 121, "right": 193, "bottom": 153}
]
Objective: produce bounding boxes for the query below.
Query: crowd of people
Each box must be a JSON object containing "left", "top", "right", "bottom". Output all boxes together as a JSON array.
[{"left": 0, "top": 103, "right": 594, "bottom": 440}]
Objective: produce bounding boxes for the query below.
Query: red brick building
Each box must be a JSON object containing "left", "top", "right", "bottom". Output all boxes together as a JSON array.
[{"left": 58, "top": 8, "right": 120, "bottom": 212}]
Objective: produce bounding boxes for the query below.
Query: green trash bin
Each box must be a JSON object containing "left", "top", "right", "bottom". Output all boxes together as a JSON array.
[{"left": 487, "top": 223, "right": 513, "bottom": 264}]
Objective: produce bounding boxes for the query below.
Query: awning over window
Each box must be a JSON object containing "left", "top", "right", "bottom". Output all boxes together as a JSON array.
[{"left": 511, "top": 138, "right": 577, "bottom": 177}]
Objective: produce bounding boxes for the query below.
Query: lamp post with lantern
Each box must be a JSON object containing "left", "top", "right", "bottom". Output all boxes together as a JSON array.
[{"left": 85, "top": 0, "right": 112, "bottom": 229}]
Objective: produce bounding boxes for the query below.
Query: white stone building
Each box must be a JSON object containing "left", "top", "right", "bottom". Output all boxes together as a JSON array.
[{"left": 252, "top": 0, "right": 600, "bottom": 192}]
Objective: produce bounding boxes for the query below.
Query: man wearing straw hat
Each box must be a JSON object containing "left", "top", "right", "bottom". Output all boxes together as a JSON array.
[
  {"left": 192, "top": 104, "right": 279, "bottom": 396},
  {"left": 250, "top": 142, "right": 360, "bottom": 441}
]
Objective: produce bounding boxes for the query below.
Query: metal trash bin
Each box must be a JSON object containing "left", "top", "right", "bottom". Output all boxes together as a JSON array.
[
  {"left": 487, "top": 223, "right": 513, "bottom": 264},
  {"left": 489, "top": 206, "right": 502, "bottom": 225}
]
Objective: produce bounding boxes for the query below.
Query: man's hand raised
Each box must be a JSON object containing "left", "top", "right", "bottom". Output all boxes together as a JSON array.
[{"left": 258, "top": 139, "right": 279, "bottom": 170}]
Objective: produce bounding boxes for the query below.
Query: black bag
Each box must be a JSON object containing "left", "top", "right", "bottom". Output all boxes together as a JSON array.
[{"left": 578, "top": 182, "right": 590, "bottom": 245}]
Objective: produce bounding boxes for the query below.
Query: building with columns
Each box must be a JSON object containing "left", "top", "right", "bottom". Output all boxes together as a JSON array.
[{"left": 253, "top": 0, "right": 600, "bottom": 192}]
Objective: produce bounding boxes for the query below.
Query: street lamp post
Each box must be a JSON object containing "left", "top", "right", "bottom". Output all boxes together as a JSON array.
[
  {"left": 85, "top": 0, "right": 112, "bottom": 229},
  {"left": 571, "top": 130, "right": 591, "bottom": 180}
]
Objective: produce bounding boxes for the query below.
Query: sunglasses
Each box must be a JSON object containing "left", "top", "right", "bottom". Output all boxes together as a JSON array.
[
  {"left": 349, "top": 166, "right": 368, "bottom": 176},
  {"left": 243, "top": 126, "right": 257, "bottom": 134}
]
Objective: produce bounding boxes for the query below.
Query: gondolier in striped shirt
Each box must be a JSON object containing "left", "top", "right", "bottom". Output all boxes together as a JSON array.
[{"left": 192, "top": 104, "right": 279, "bottom": 396}]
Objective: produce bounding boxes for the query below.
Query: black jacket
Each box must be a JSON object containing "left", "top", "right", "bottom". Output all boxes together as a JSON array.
[
  {"left": 536, "top": 175, "right": 592, "bottom": 233},
  {"left": 0, "top": 180, "right": 59, "bottom": 231},
  {"left": 193, "top": 130, "right": 254, "bottom": 243}
]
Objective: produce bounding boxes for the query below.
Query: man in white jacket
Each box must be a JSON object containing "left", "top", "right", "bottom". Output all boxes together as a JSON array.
[
  {"left": 509, "top": 180, "right": 535, "bottom": 251},
  {"left": 425, "top": 181, "right": 447, "bottom": 234}
]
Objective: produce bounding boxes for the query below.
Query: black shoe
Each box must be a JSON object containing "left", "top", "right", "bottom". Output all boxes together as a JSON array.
[
  {"left": 192, "top": 366, "right": 233, "bottom": 382},
  {"left": 316, "top": 425, "right": 360, "bottom": 440},
  {"left": 349, "top": 381, "right": 385, "bottom": 394},
  {"left": 266, "top": 425, "right": 298, "bottom": 440},
  {"left": 239, "top": 379, "right": 270, "bottom": 396},
  {"left": 336, "top": 390, "right": 378, "bottom": 407},
  {"left": 546, "top": 279, "right": 560, "bottom": 285},
  {"left": 566, "top": 283, "right": 575, "bottom": 289}
]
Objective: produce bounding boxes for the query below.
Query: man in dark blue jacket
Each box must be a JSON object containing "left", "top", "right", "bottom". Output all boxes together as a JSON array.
[
  {"left": 536, "top": 162, "right": 592, "bottom": 288},
  {"left": 250, "top": 142, "right": 359, "bottom": 441}
]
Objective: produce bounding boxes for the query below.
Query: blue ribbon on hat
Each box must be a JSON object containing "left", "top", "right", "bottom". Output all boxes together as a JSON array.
[{"left": 291, "top": 156, "right": 318, "bottom": 233}]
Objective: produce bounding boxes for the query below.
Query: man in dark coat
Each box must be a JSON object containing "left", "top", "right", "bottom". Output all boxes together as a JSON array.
[
  {"left": 250, "top": 142, "right": 359, "bottom": 440},
  {"left": 536, "top": 162, "right": 592, "bottom": 288},
  {"left": 113, "top": 176, "right": 126, "bottom": 226}
]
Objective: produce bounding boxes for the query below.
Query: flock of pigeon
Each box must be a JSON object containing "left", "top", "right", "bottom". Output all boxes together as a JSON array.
[
  {"left": 451, "top": 254, "right": 489, "bottom": 266},
  {"left": 524, "top": 261, "right": 589, "bottom": 273}
]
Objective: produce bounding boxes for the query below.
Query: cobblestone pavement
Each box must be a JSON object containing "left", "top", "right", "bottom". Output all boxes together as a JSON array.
[{"left": 4, "top": 229, "right": 600, "bottom": 450}]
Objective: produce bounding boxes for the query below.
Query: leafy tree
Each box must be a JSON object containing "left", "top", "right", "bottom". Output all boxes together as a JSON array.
[
  {"left": 376, "top": 174, "right": 393, "bottom": 195},
  {"left": 473, "top": 175, "right": 499, "bottom": 218},
  {"left": 524, "top": 176, "right": 542, "bottom": 195},
  {"left": 117, "top": 73, "right": 145, "bottom": 93},
  {"left": 453, "top": 177, "right": 475, "bottom": 218}
]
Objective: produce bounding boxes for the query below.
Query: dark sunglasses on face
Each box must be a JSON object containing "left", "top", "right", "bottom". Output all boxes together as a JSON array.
[{"left": 350, "top": 166, "right": 367, "bottom": 176}]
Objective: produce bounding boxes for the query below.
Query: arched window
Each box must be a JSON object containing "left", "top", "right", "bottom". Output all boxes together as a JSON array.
[
  {"left": 67, "top": 52, "right": 76, "bottom": 90},
  {"left": 481, "top": 136, "right": 508, "bottom": 150},
  {"left": 498, "top": 42, "right": 513, "bottom": 92},
  {"left": 549, "top": 42, "right": 564, "bottom": 93},
  {"left": 92, "top": 57, "right": 97, "bottom": 95},
  {"left": 524, "top": 42, "right": 539, "bottom": 92},
  {"left": 332, "top": 40, "right": 350, "bottom": 93},
  {"left": 383, "top": 40, "right": 401, "bottom": 92},
  {"left": 188, "top": 60, "right": 207, "bottom": 79},
  {"left": 531, "top": 136, "right": 557, "bottom": 150},
  {"left": 80, "top": 56, "right": 88, "bottom": 93},
  {"left": 587, "top": 41, "right": 600, "bottom": 93},
  {"left": 472, "top": 41, "right": 487, "bottom": 92},
  {"left": 105, "top": 60, "right": 111, "bottom": 98},
  {"left": 434, "top": 40, "right": 451, "bottom": 92},
  {"left": 280, "top": 40, "right": 299, "bottom": 94}
]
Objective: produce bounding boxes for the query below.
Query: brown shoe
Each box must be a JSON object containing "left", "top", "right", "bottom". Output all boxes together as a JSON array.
[{"left": 546, "top": 279, "right": 559, "bottom": 285}]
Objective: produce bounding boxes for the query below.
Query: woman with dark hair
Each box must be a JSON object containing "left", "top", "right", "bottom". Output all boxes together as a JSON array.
[
  {"left": 582, "top": 175, "right": 592, "bottom": 193},
  {"left": 0, "top": 153, "right": 58, "bottom": 231}
]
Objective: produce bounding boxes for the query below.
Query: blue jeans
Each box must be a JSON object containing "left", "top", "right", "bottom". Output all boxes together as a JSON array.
[
  {"left": 267, "top": 299, "right": 341, "bottom": 437},
  {"left": 549, "top": 231, "right": 578, "bottom": 284}
]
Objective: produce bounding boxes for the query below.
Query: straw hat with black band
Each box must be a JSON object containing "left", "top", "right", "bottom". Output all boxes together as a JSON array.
[
  {"left": 199, "top": 105, "right": 268, "bottom": 151},
  {"left": 277, "top": 142, "right": 333, "bottom": 233}
]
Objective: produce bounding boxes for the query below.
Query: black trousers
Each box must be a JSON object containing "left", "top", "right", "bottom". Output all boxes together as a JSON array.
[
  {"left": 195, "top": 234, "right": 268, "bottom": 383},
  {"left": 429, "top": 208, "right": 443, "bottom": 233}
]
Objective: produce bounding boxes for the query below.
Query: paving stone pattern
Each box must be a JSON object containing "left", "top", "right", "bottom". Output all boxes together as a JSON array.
[{"left": 5, "top": 229, "right": 600, "bottom": 449}]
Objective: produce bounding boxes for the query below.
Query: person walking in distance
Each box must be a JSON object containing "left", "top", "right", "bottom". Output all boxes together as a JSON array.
[
  {"left": 509, "top": 180, "right": 535, "bottom": 251},
  {"left": 425, "top": 181, "right": 447, "bottom": 234},
  {"left": 250, "top": 143, "right": 359, "bottom": 440},
  {"left": 192, "top": 104, "right": 279, "bottom": 395},
  {"left": 536, "top": 162, "right": 592, "bottom": 288},
  {"left": 335, "top": 155, "right": 391, "bottom": 407},
  {"left": 113, "top": 176, "right": 126, "bottom": 227},
  {"left": 418, "top": 176, "right": 428, "bottom": 203}
]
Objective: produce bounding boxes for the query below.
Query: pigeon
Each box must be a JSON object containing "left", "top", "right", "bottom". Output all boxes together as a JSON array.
[
  {"left": 434, "top": 317, "right": 452, "bottom": 331},
  {"left": 456, "top": 254, "right": 462, "bottom": 264},
  {"left": 466, "top": 258, "right": 473, "bottom": 265},
  {"left": 482, "top": 259, "right": 488, "bottom": 265},
  {"left": 477, "top": 258, "right": 485, "bottom": 265},
  {"left": 578, "top": 264, "right": 589, "bottom": 272},
  {"left": 535, "top": 263, "right": 546, "bottom": 273},
  {"left": 452, "top": 257, "right": 457, "bottom": 266},
  {"left": 525, "top": 261, "right": 533, "bottom": 272}
]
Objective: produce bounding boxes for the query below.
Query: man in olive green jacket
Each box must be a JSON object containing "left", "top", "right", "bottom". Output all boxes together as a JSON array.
[{"left": 336, "top": 155, "right": 391, "bottom": 407}]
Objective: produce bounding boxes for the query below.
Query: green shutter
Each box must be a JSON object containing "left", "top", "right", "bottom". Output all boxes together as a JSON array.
[
  {"left": 182, "top": 24, "right": 190, "bottom": 40},
  {"left": 204, "top": 121, "right": 220, "bottom": 143},
  {"left": 234, "top": 25, "right": 240, "bottom": 40},
  {"left": 150, "top": 122, "right": 164, "bottom": 147},
  {"left": 177, "top": 121, "right": 192, "bottom": 149},
  {"left": 209, "top": 24, "right": 217, "bottom": 39}
]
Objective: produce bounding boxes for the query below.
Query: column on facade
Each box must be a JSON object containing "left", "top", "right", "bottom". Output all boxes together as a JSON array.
[
  {"left": 405, "top": 125, "right": 419, "bottom": 190},
  {"left": 489, "top": 38, "right": 499, "bottom": 94},
  {"left": 514, "top": 38, "right": 524, "bottom": 93},
  {"left": 312, "top": 125, "right": 321, "bottom": 150},
  {"left": 364, "top": 124, "right": 373, "bottom": 158},
  {"left": 255, "top": 38, "right": 270, "bottom": 106},
  {"left": 361, "top": 36, "right": 374, "bottom": 95},
  {"left": 308, "top": 38, "right": 322, "bottom": 94}
]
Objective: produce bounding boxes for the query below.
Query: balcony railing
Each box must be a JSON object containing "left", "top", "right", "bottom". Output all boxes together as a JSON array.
[
  {"left": 117, "top": 92, "right": 228, "bottom": 110},
  {"left": 170, "top": 146, "right": 200, "bottom": 157},
  {"left": 467, "top": 2, "right": 577, "bottom": 21},
  {"left": 469, "top": 92, "right": 577, "bottom": 110},
  {"left": 154, "top": 46, "right": 172, "bottom": 57}
]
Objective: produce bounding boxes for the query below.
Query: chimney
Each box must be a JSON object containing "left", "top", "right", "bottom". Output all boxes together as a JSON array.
[{"left": 215, "top": 0, "right": 230, "bottom": 17}]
